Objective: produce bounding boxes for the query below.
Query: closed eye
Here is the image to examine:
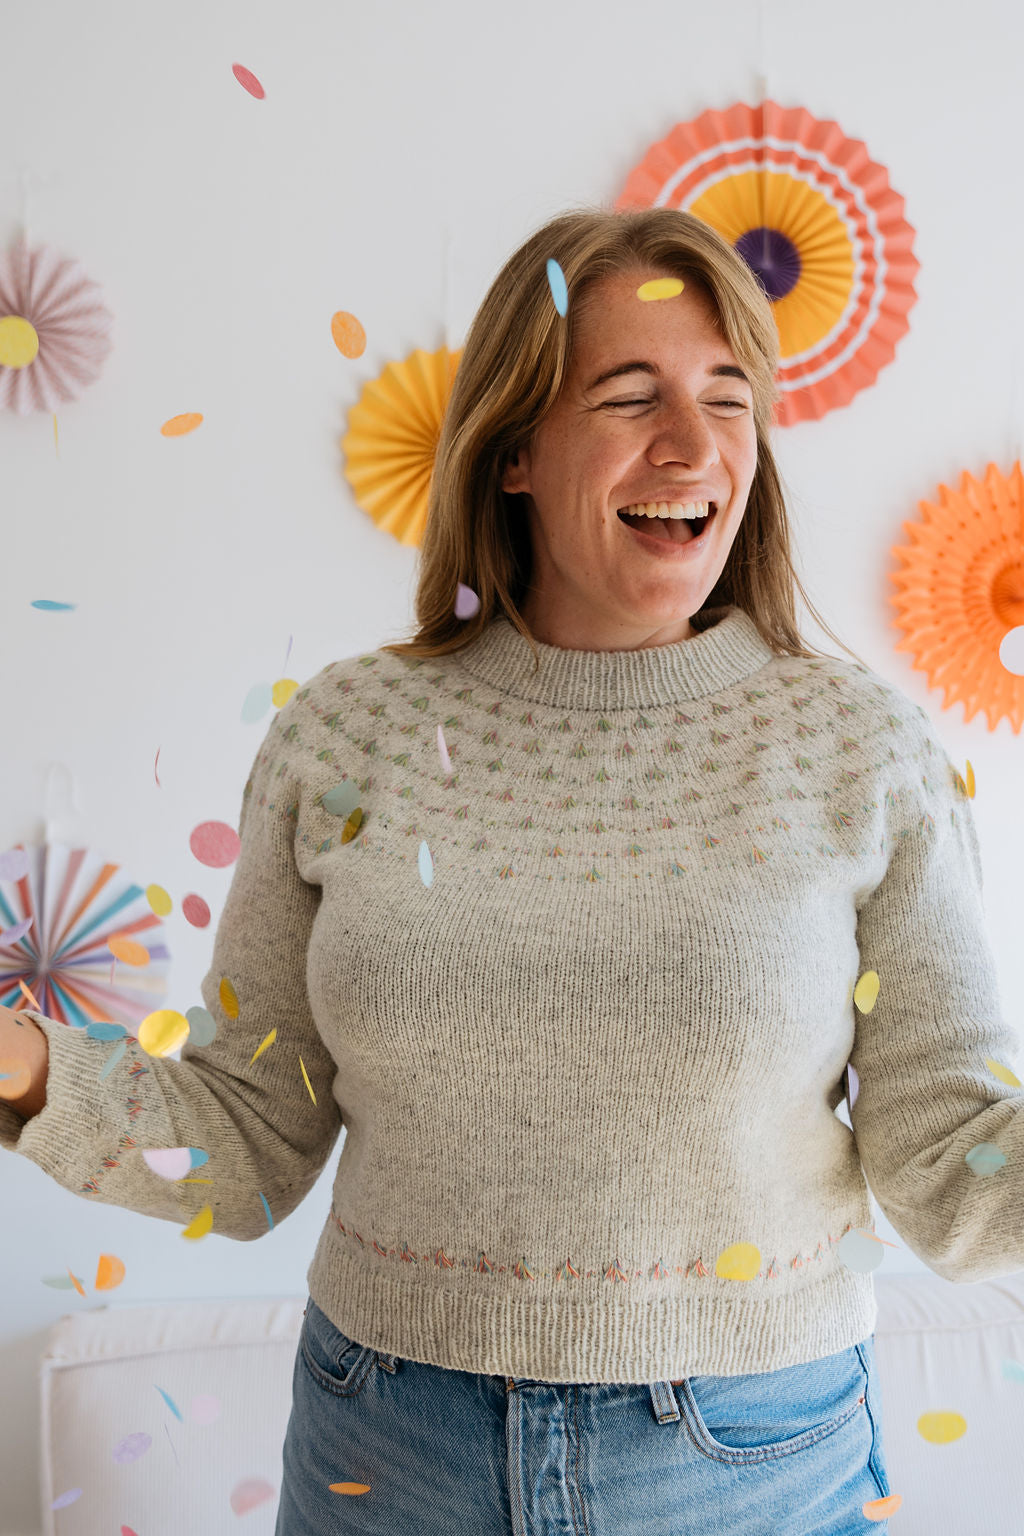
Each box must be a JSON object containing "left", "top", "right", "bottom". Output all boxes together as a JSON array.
[{"left": 604, "top": 398, "right": 747, "bottom": 409}]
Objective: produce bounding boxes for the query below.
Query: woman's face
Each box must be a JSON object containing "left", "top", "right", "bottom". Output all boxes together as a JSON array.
[{"left": 501, "top": 268, "right": 759, "bottom": 651}]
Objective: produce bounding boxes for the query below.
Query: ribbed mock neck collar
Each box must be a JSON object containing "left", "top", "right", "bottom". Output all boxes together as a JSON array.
[{"left": 451, "top": 603, "right": 778, "bottom": 711}]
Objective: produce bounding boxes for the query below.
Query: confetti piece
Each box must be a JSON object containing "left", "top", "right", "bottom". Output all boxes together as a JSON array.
[
  {"left": 139, "top": 1008, "right": 189, "bottom": 1057},
  {"left": 329, "top": 1482, "right": 372, "bottom": 1495},
  {"left": 299, "top": 1055, "right": 317, "bottom": 1105},
  {"left": 107, "top": 934, "right": 150, "bottom": 967},
  {"left": 331, "top": 310, "right": 367, "bottom": 358},
  {"left": 182, "top": 1205, "right": 213, "bottom": 1241},
  {"left": 853, "top": 970, "right": 879, "bottom": 1012},
  {"left": 0, "top": 1058, "right": 30, "bottom": 1099},
  {"left": 0, "top": 848, "right": 29, "bottom": 882},
  {"left": 220, "top": 976, "right": 239, "bottom": 1019},
  {"left": 86, "top": 1017, "right": 129, "bottom": 1037},
  {"left": 95, "top": 1253, "right": 126, "bottom": 1290},
  {"left": 182, "top": 893, "right": 211, "bottom": 928},
  {"left": 41, "top": 1275, "right": 77, "bottom": 1289},
  {"left": 231, "top": 1477, "right": 276, "bottom": 1514},
  {"left": 241, "top": 681, "right": 273, "bottom": 724},
  {"left": 715, "top": 1242, "right": 760, "bottom": 1281},
  {"left": 845, "top": 1062, "right": 860, "bottom": 1107},
  {"left": 190, "top": 819, "right": 241, "bottom": 868},
  {"left": 146, "top": 883, "right": 173, "bottom": 917},
  {"left": 68, "top": 1268, "right": 86, "bottom": 1297},
  {"left": 143, "top": 1147, "right": 194, "bottom": 1180},
  {"left": 191, "top": 1393, "right": 221, "bottom": 1425},
  {"left": 51, "top": 1487, "right": 82, "bottom": 1510},
  {"left": 636, "top": 277, "right": 684, "bottom": 301},
  {"left": 863, "top": 1493, "right": 902, "bottom": 1521},
  {"left": 437, "top": 724, "right": 452, "bottom": 774},
  {"left": 0, "top": 314, "right": 40, "bottom": 367},
  {"left": 259, "top": 1191, "right": 274, "bottom": 1230},
  {"left": 455, "top": 582, "right": 480, "bottom": 619},
  {"left": 154, "top": 746, "right": 162, "bottom": 788},
  {"left": 0, "top": 916, "right": 33, "bottom": 945},
  {"left": 122, "top": 1526, "right": 140, "bottom": 1536},
  {"left": 964, "top": 760, "right": 975, "bottom": 797},
  {"left": 341, "top": 807, "right": 363, "bottom": 844},
  {"left": 231, "top": 63, "right": 265, "bottom": 99},
  {"left": 186, "top": 1005, "right": 217, "bottom": 1045},
  {"left": 31, "top": 599, "right": 76, "bottom": 610},
  {"left": 1001, "top": 1358, "right": 1024, "bottom": 1384},
  {"left": 273, "top": 678, "right": 299, "bottom": 707},
  {"left": 323, "top": 780, "right": 361, "bottom": 819},
  {"left": 112, "top": 1431, "right": 151, "bottom": 1464},
  {"left": 986, "top": 1056, "right": 1022, "bottom": 1088},
  {"left": 160, "top": 412, "right": 203, "bottom": 436},
  {"left": 249, "top": 1028, "right": 276, "bottom": 1065},
  {"left": 156, "top": 1386, "right": 184, "bottom": 1421},
  {"left": 418, "top": 840, "right": 434, "bottom": 888},
  {"left": 546, "top": 258, "right": 568, "bottom": 317},
  {"left": 99, "top": 1039, "right": 128, "bottom": 1079},
  {"left": 965, "top": 1141, "right": 1006, "bottom": 1177},
  {"left": 18, "top": 980, "right": 42, "bottom": 1011},
  {"left": 917, "top": 1410, "right": 966, "bottom": 1443}
]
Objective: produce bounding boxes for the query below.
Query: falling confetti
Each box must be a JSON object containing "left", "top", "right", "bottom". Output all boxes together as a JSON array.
[
  {"left": 186, "top": 1005, "right": 217, "bottom": 1045},
  {"left": 1001, "top": 1358, "right": 1024, "bottom": 1384},
  {"left": 146, "top": 883, "right": 173, "bottom": 917},
  {"left": 0, "top": 916, "right": 33, "bottom": 944},
  {"left": 249, "top": 1028, "right": 276, "bottom": 1065},
  {"left": 107, "top": 934, "right": 150, "bottom": 967},
  {"left": 138, "top": 1008, "right": 189, "bottom": 1057},
  {"left": 191, "top": 1393, "right": 221, "bottom": 1425},
  {"left": 965, "top": 1141, "right": 1006, "bottom": 1177},
  {"left": 182, "top": 1205, "right": 213, "bottom": 1241},
  {"left": 30, "top": 599, "right": 76, "bottom": 611},
  {"left": 67, "top": 1268, "right": 86, "bottom": 1296},
  {"left": 0, "top": 1058, "right": 30, "bottom": 1098},
  {"left": 273, "top": 678, "right": 299, "bottom": 707},
  {"left": 853, "top": 970, "right": 879, "bottom": 1012},
  {"left": 51, "top": 1488, "right": 82, "bottom": 1510},
  {"left": 845, "top": 1062, "right": 860, "bottom": 1107},
  {"left": 299, "top": 1055, "right": 317, "bottom": 1105},
  {"left": 0, "top": 847, "right": 29, "bottom": 881},
  {"left": 160, "top": 412, "right": 203, "bottom": 436},
  {"left": 454, "top": 582, "right": 480, "bottom": 619},
  {"left": 863, "top": 1493, "right": 903, "bottom": 1521},
  {"left": 715, "top": 1242, "right": 760, "bottom": 1280},
  {"left": 219, "top": 976, "right": 239, "bottom": 1019},
  {"left": 323, "top": 780, "right": 361, "bottom": 820},
  {"left": 154, "top": 746, "right": 162, "bottom": 787},
  {"left": 418, "top": 840, "right": 434, "bottom": 888},
  {"left": 837, "top": 1228, "right": 899, "bottom": 1273},
  {"left": 331, "top": 310, "right": 367, "bottom": 358},
  {"left": 437, "top": 724, "right": 452, "bottom": 774},
  {"left": 112, "top": 1431, "right": 151, "bottom": 1464},
  {"left": 156, "top": 1386, "right": 184, "bottom": 1422},
  {"left": 341, "top": 807, "right": 363, "bottom": 844},
  {"left": 241, "top": 681, "right": 273, "bottom": 724},
  {"left": 95, "top": 1253, "right": 126, "bottom": 1290},
  {"left": 917, "top": 1410, "right": 966, "bottom": 1444},
  {"left": 143, "top": 1147, "right": 207, "bottom": 1180},
  {"left": 231, "top": 1478, "right": 276, "bottom": 1514},
  {"left": 259, "top": 1191, "right": 274, "bottom": 1230},
  {"left": 636, "top": 277, "right": 684, "bottom": 301},
  {"left": 231, "top": 63, "right": 265, "bottom": 99},
  {"left": 0, "top": 313, "right": 40, "bottom": 367},
  {"left": 546, "top": 257, "right": 568, "bottom": 317},
  {"left": 86, "top": 1022, "right": 128, "bottom": 1041},
  {"left": 190, "top": 820, "right": 241, "bottom": 868},
  {"left": 99, "top": 1039, "right": 128, "bottom": 1079},
  {"left": 330, "top": 1481, "right": 372, "bottom": 1495},
  {"left": 182, "top": 893, "right": 211, "bottom": 928},
  {"left": 986, "top": 1056, "right": 1022, "bottom": 1088}
]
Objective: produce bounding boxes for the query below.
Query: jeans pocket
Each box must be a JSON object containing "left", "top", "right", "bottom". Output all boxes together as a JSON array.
[
  {"left": 299, "top": 1298, "right": 378, "bottom": 1397},
  {"left": 679, "top": 1343, "right": 869, "bottom": 1464}
]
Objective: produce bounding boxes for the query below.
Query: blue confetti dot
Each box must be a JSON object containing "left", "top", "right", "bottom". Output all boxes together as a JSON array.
[
  {"left": 546, "top": 258, "right": 568, "bottom": 317},
  {"left": 31, "top": 600, "right": 76, "bottom": 611}
]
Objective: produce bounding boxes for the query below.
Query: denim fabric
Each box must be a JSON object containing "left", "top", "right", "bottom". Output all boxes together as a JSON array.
[{"left": 274, "top": 1296, "right": 891, "bottom": 1534}]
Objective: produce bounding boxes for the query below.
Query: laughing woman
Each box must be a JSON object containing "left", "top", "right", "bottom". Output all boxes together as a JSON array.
[{"left": 4, "top": 207, "right": 1022, "bottom": 1535}]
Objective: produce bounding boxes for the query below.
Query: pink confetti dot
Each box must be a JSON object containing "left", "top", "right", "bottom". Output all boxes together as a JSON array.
[
  {"left": 189, "top": 821, "right": 240, "bottom": 868},
  {"left": 232, "top": 62, "right": 265, "bottom": 98},
  {"left": 182, "top": 893, "right": 211, "bottom": 928},
  {"left": 231, "top": 1477, "right": 276, "bottom": 1514}
]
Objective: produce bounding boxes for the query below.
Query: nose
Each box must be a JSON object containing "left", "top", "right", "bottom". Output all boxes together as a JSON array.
[{"left": 647, "top": 400, "right": 720, "bottom": 470}]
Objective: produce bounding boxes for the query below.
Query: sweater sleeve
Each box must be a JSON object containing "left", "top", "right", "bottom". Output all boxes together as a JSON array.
[
  {"left": 851, "top": 706, "right": 1024, "bottom": 1283},
  {"left": 0, "top": 700, "right": 343, "bottom": 1240}
]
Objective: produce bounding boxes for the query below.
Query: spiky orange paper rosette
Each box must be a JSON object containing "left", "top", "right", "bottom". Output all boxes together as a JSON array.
[
  {"left": 616, "top": 100, "right": 920, "bottom": 429},
  {"left": 342, "top": 345, "right": 461, "bottom": 547},
  {"left": 0, "top": 237, "right": 114, "bottom": 414},
  {"left": 890, "top": 462, "right": 1024, "bottom": 733}
]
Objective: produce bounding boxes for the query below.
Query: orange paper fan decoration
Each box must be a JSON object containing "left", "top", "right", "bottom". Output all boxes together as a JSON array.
[
  {"left": 889, "top": 461, "right": 1024, "bottom": 733},
  {"left": 342, "top": 346, "right": 461, "bottom": 547}
]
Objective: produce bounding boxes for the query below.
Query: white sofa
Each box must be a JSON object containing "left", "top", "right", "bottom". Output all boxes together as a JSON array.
[{"left": 28, "top": 1272, "right": 1024, "bottom": 1534}]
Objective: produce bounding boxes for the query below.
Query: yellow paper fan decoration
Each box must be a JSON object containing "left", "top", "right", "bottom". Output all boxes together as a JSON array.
[
  {"left": 342, "top": 346, "right": 461, "bottom": 547},
  {"left": 890, "top": 461, "right": 1024, "bottom": 733}
]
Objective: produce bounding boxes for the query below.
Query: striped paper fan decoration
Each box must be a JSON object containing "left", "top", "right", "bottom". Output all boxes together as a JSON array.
[
  {"left": 0, "top": 842, "right": 170, "bottom": 1028},
  {"left": 0, "top": 237, "right": 114, "bottom": 414}
]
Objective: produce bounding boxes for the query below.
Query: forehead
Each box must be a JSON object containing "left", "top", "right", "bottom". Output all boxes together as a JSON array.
[{"left": 569, "top": 269, "right": 729, "bottom": 368}]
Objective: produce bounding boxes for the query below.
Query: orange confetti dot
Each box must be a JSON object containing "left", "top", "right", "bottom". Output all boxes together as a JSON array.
[
  {"left": 160, "top": 413, "right": 203, "bottom": 437},
  {"left": 95, "top": 1253, "right": 126, "bottom": 1290},
  {"left": 863, "top": 1493, "right": 903, "bottom": 1521},
  {"left": 331, "top": 310, "right": 367, "bottom": 358},
  {"left": 0, "top": 1057, "right": 31, "bottom": 1100},
  {"left": 329, "top": 1482, "right": 371, "bottom": 1495},
  {"left": 67, "top": 1268, "right": 86, "bottom": 1297},
  {"left": 107, "top": 934, "right": 151, "bottom": 967}
]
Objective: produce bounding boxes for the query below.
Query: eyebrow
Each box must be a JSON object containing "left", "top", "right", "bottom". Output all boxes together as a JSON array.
[{"left": 585, "top": 361, "right": 752, "bottom": 390}]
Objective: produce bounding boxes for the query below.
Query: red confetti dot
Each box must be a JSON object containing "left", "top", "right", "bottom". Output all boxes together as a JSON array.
[
  {"left": 189, "top": 821, "right": 240, "bottom": 869},
  {"left": 181, "top": 894, "right": 211, "bottom": 929},
  {"left": 232, "top": 62, "right": 265, "bottom": 98}
]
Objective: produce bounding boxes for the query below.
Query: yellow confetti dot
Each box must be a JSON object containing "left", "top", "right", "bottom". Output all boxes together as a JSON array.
[
  {"left": 330, "top": 310, "right": 367, "bottom": 358},
  {"left": 146, "top": 883, "right": 173, "bottom": 917},
  {"left": 341, "top": 807, "right": 364, "bottom": 844},
  {"left": 95, "top": 1253, "right": 125, "bottom": 1290},
  {"left": 182, "top": 1205, "right": 213, "bottom": 1241},
  {"left": 329, "top": 1482, "right": 371, "bottom": 1495},
  {"left": 636, "top": 277, "right": 684, "bottom": 302},
  {"left": 715, "top": 1242, "right": 761, "bottom": 1281},
  {"left": 917, "top": 1410, "right": 966, "bottom": 1444},
  {"left": 853, "top": 970, "right": 879, "bottom": 1013},
  {"left": 249, "top": 1028, "right": 277, "bottom": 1066},
  {"left": 161, "top": 412, "right": 203, "bottom": 437},
  {"left": 138, "top": 1009, "right": 190, "bottom": 1057},
  {"left": 965, "top": 760, "right": 975, "bottom": 797},
  {"left": 272, "top": 678, "right": 299, "bottom": 708},
  {"left": 986, "top": 1057, "right": 1021, "bottom": 1088},
  {"left": 299, "top": 1055, "right": 317, "bottom": 1106},
  {"left": 0, "top": 315, "right": 40, "bottom": 367},
  {"left": 107, "top": 934, "right": 151, "bottom": 967},
  {"left": 220, "top": 976, "right": 240, "bottom": 1019},
  {"left": 863, "top": 1493, "right": 903, "bottom": 1521}
]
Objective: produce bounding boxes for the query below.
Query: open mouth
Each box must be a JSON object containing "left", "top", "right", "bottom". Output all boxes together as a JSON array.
[{"left": 616, "top": 503, "right": 717, "bottom": 544}]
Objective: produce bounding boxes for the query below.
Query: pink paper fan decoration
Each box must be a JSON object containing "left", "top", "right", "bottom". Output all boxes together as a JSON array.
[{"left": 0, "top": 236, "right": 114, "bottom": 414}]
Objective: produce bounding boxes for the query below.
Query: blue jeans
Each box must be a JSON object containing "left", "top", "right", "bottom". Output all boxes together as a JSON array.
[{"left": 274, "top": 1296, "right": 892, "bottom": 1534}]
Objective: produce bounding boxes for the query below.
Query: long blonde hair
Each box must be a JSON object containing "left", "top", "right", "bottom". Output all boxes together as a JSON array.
[{"left": 378, "top": 205, "right": 866, "bottom": 671}]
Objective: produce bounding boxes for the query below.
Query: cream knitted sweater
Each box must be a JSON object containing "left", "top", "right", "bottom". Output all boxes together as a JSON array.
[{"left": 3, "top": 603, "right": 1021, "bottom": 1383}]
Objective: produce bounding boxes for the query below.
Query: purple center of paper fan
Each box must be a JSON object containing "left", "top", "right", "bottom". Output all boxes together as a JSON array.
[{"left": 734, "top": 227, "right": 801, "bottom": 302}]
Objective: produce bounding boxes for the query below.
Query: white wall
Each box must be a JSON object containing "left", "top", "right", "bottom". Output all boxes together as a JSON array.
[{"left": 2, "top": 0, "right": 1023, "bottom": 1529}]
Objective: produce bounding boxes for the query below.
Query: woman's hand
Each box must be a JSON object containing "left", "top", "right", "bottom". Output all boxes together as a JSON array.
[{"left": 0, "top": 1004, "right": 49, "bottom": 1119}]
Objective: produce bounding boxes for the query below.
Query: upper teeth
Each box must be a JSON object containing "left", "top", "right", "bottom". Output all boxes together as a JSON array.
[{"left": 620, "top": 501, "right": 711, "bottom": 519}]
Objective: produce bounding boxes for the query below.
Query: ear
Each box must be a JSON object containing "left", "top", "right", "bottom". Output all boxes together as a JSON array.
[{"left": 501, "top": 445, "right": 531, "bottom": 496}]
